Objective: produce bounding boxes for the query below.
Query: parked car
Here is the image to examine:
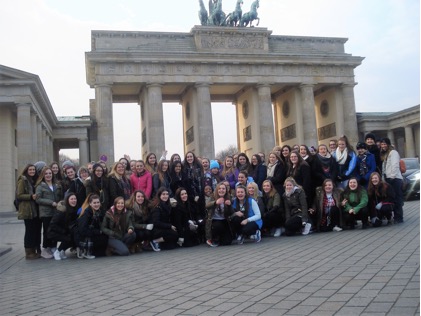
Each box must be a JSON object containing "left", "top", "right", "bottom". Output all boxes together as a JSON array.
[{"left": 402, "top": 158, "right": 420, "bottom": 200}]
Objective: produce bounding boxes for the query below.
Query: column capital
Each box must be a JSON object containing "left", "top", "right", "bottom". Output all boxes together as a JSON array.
[
  {"left": 195, "top": 82, "right": 212, "bottom": 88},
  {"left": 299, "top": 83, "right": 315, "bottom": 89},
  {"left": 256, "top": 83, "right": 272, "bottom": 88},
  {"left": 16, "top": 102, "right": 31, "bottom": 108},
  {"left": 78, "top": 137, "right": 89, "bottom": 142},
  {"left": 146, "top": 82, "right": 163, "bottom": 88}
]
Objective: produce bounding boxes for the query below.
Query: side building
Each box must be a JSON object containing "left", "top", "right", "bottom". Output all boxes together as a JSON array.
[{"left": 0, "top": 65, "right": 91, "bottom": 212}]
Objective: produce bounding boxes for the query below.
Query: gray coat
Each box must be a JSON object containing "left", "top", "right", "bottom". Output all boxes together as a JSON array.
[{"left": 35, "top": 182, "right": 62, "bottom": 218}]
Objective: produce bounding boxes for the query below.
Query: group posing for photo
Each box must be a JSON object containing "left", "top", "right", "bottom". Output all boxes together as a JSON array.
[{"left": 16, "top": 134, "right": 406, "bottom": 260}]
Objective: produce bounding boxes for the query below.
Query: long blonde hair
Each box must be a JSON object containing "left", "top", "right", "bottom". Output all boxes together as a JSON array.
[{"left": 79, "top": 194, "right": 100, "bottom": 218}]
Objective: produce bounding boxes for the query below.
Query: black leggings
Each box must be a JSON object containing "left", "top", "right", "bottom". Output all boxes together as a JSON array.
[
  {"left": 284, "top": 215, "right": 303, "bottom": 236},
  {"left": 24, "top": 217, "right": 42, "bottom": 249},
  {"left": 211, "top": 220, "right": 232, "bottom": 245}
]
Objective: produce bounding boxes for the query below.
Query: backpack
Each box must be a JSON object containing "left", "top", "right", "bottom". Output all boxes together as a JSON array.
[{"left": 399, "top": 159, "right": 406, "bottom": 174}]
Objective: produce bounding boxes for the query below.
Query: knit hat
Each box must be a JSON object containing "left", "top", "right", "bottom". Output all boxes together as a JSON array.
[
  {"left": 356, "top": 142, "right": 367, "bottom": 149},
  {"left": 364, "top": 133, "right": 376, "bottom": 142},
  {"left": 210, "top": 160, "right": 219, "bottom": 170},
  {"left": 380, "top": 137, "right": 391, "bottom": 146},
  {"left": 34, "top": 161, "right": 46, "bottom": 173},
  {"left": 62, "top": 160, "right": 74, "bottom": 169}
]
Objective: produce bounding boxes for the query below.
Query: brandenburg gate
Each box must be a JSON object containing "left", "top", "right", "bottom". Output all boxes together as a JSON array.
[{"left": 86, "top": 26, "right": 363, "bottom": 162}]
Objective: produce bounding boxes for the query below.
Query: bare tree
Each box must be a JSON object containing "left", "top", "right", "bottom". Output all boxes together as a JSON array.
[
  {"left": 215, "top": 144, "right": 238, "bottom": 161},
  {"left": 59, "top": 153, "right": 79, "bottom": 168}
]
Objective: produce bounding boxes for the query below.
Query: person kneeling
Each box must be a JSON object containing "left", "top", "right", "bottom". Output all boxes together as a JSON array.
[
  {"left": 101, "top": 196, "right": 136, "bottom": 256},
  {"left": 230, "top": 185, "right": 262, "bottom": 244}
]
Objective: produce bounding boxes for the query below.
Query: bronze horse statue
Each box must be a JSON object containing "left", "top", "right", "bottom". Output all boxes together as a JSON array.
[
  {"left": 208, "top": 0, "right": 227, "bottom": 26},
  {"left": 240, "top": 0, "right": 260, "bottom": 27},
  {"left": 198, "top": 0, "right": 208, "bottom": 26},
  {"left": 225, "top": 0, "right": 243, "bottom": 27}
]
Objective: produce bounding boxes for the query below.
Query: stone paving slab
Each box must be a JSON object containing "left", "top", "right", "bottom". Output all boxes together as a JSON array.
[{"left": 0, "top": 201, "right": 419, "bottom": 315}]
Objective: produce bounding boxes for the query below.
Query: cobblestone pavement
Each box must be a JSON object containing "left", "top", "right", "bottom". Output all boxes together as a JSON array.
[{"left": 0, "top": 201, "right": 419, "bottom": 316}]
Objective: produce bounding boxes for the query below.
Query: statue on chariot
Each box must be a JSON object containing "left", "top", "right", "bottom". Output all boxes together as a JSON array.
[{"left": 198, "top": 0, "right": 260, "bottom": 27}]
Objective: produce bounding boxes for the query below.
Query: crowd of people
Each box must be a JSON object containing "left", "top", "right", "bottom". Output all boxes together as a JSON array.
[{"left": 16, "top": 133, "right": 406, "bottom": 260}]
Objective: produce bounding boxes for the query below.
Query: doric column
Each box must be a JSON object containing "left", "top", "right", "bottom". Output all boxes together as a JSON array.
[
  {"left": 387, "top": 130, "right": 396, "bottom": 147},
  {"left": 42, "top": 129, "right": 48, "bottom": 162},
  {"left": 47, "top": 134, "right": 53, "bottom": 162},
  {"left": 31, "top": 114, "right": 38, "bottom": 161},
  {"left": 257, "top": 84, "right": 275, "bottom": 153},
  {"left": 342, "top": 83, "right": 359, "bottom": 144},
  {"left": 146, "top": 83, "right": 166, "bottom": 155},
  {"left": 196, "top": 83, "right": 214, "bottom": 158},
  {"left": 300, "top": 84, "right": 318, "bottom": 146},
  {"left": 405, "top": 126, "right": 415, "bottom": 158},
  {"left": 16, "top": 103, "right": 33, "bottom": 170},
  {"left": 95, "top": 84, "right": 114, "bottom": 163},
  {"left": 53, "top": 143, "right": 60, "bottom": 163},
  {"left": 79, "top": 137, "right": 89, "bottom": 166},
  {"left": 37, "top": 120, "right": 44, "bottom": 162}
]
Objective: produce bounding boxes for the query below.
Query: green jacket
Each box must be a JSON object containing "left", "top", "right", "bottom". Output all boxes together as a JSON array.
[
  {"left": 341, "top": 188, "right": 368, "bottom": 214},
  {"left": 101, "top": 207, "right": 134, "bottom": 240},
  {"left": 16, "top": 175, "right": 37, "bottom": 220}
]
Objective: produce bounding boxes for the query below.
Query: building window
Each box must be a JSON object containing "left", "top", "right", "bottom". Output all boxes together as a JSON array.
[
  {"left": 282, "top": 101, "right": 290, "bottom": 118},
  {"left": 320, "top": 100, "right": 329, "bottom": 117}
]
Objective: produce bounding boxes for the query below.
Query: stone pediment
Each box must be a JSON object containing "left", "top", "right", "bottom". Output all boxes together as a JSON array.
[{"left": 0, "top": 64, "right": 38, "bottom": 82}]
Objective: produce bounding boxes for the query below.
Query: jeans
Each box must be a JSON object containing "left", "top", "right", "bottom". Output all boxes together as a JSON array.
[{"left": 108, "top": 232, "right": 136, "bottom": 256}]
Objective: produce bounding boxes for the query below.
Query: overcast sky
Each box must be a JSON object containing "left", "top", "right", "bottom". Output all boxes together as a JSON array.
[{"left": 1, "top": 0, "right": 419, "bottom": 160}]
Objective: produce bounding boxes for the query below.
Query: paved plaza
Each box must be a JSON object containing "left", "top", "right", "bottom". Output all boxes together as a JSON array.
[{"left": 0, "top": 201, "right": 419, "bottom": 316}]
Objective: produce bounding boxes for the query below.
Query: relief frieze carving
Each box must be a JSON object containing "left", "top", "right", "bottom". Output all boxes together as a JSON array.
[
  {"left": 200, "top": 35, "right": 264, "bottom": 50},
  {"left": 101, "top": 62, "right": 353, "bottom": 78}
]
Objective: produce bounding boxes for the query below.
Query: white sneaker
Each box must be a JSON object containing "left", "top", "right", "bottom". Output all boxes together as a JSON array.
[
  {"left": 50, "top": 247, "right": 57, "bottom": 255},
  {"left": 302, "top": 223, "right": 312, "bottom": 235},
  {"left": 273, "top": 228, "right": 282, "bottom": 237},
  {"left": 41, "top": 248, "right": 53, "bottom": 259},
  {"left": 59, "top": 250, "right": 67, "bottom": 259},
  {"left": 76, "top": 247, "right": 84, "bottom": 259},
  {"left": 53, "top": 250, "right": 61, "bottom": 261},
  {"left": 333, "top": 226, "right": 343, "bottom": 232}
]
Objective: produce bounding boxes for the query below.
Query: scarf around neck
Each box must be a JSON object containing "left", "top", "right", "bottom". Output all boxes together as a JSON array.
[{"left": 336, "top": 148, "right": 348, "bottom": 165}]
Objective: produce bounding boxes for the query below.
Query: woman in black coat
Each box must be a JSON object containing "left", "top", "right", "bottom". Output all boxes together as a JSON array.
[
  {"left": 149, "top": 187, "right": 178, "bottom": 251},
  {"left": 48, "top": 193, "right": 79, "bottom": 260},
  {"left": 77, "top": 194, "right": 108, "bottom": 258},
  {"left": 287, "top": 150, "right": 313, "bottom": 207},
  {"left": 250, "top": 154, "right": 267, "bottom": 191},
  {"left": 171, "top": 187, "right": 201, "bottom": 247},
  {"left": 266, "top": 152, "right": 287, "bottom": 196}
]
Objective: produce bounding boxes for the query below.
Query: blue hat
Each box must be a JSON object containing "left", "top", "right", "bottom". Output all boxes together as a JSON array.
[{"left": 210, "top": 160, "right": 219, "bottom": 170}]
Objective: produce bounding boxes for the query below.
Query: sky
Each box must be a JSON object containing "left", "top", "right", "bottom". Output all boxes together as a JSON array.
[{"left": 1, "top": 0, "right": 419, "bottom": 161}]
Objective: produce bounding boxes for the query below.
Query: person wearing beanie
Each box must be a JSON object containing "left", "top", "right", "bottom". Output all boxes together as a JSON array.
[
  {"left": 380, "top": 137, "right": 404, "bottom": 223},
  {"left": 204, "top": 160, "right": 222, "bottom": 191},
  {"left": 34, "top": 161, "right": 47, "bottom": 176},
  {"left": 355, "top": 142, "right": 376, "bottom": 188},
  {"left": 365, "top": 133, "right": 381, "bottom": 174}
]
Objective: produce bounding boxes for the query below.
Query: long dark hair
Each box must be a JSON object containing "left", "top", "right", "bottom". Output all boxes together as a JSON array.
[
  {"left": 20, "top": 164, "right": 37, "bottom": 184},
  {"left": 152, "top": 187, "right": 170, "bottom": 208}
]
